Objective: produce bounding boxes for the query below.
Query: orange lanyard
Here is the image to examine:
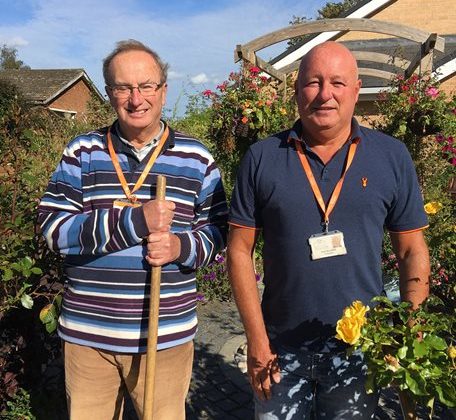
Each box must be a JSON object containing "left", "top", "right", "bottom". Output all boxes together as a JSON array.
[
  {"left": 294, "top": 138, "right": 358, "bottom": 232},
  {"left": 107, "top": 125, "right": 169, "bottom": 204}
]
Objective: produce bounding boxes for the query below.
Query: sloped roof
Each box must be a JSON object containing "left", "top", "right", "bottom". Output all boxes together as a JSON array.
[{"left": 0, "top": 68, "right": 104, "bottom": 104}]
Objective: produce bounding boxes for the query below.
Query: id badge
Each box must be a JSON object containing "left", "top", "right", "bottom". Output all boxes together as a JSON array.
[
  {"left": 113, "top": 199, "right": 142, "bottom": 208},
  {"left": 308, "top": 230, "right": 347, "bottom": 260}
]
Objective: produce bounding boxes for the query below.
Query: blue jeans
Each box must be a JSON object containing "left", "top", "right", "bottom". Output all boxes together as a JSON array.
[{"left": 254, "top": 345, "right": 379, "bottom": 419}]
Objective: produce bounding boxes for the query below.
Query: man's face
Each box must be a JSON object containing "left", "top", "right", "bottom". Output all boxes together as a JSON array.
[
  {"left": 106, "top": 50, "right": 167, "bottom": 139},
  {"left": 295, "top": 45, "right": 361, "bottom": 138}
]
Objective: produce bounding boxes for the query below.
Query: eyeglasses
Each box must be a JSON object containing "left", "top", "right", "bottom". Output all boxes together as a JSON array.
[{"left": 107, "top": 82, "right": 164, "bottom": 98}]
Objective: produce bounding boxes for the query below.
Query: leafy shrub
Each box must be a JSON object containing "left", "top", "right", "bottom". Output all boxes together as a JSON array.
[
  {"left": 167, "top": 92, "right": 212, "bottom": 147},
  {"left": 372, "top": 74, "right": 456, "bottom": 306},
  {"left": 336, "top": 296, "right": 455, "bottom": 415},
  {"left": 196, "top": 253, "right": 232, "bottom": 302},
  {"left": 0, "top": 86, "right": 114, "bottom": 413},
  {"left": 2, "top": 388, "right": 35, "bottom": 419},
  {"left": 204, "top": 64, "right": 296, "bottom": 194}
]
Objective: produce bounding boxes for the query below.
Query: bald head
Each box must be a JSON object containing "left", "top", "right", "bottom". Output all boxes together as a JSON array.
[
  {"left": 298, "top": 41, "right": 359, "bottom": 83},
  {"left": 294, "top": 41, "right": 362, "bottom": 144}
]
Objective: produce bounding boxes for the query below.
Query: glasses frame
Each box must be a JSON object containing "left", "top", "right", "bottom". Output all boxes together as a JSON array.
[{"left": 107, "top": 82, "right": 164, "bottom": 98}]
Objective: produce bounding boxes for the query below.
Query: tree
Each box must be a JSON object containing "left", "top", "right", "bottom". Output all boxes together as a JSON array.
[
  {"left": 0, "top": 45, "right": 30, "bottom": 70},
  {"left": 318, "top": 0, "right": 360, "bottom": 19},
  {"left": 287, "top": 15, "right": 311, "bottom": 49}
]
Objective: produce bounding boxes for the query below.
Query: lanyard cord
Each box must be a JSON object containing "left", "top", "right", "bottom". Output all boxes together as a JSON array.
[
  {"left": 294, "top": 139, "right": 358, "bottom": 231},
  {"left": 107, "top": 125, "right": 169, "bottom": 203}
]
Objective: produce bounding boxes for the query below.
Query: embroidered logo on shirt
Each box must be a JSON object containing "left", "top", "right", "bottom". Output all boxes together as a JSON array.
[{"left": 361, "top": 177, "right": 368, "bottom": 188}]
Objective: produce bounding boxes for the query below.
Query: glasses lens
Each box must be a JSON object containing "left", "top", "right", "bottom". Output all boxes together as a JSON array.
[
  {"left": 139, "top": 84, "right": 159, "bottom": 96},
  {"left": 112, "top": 86, "right": 130, "bottom": 98},
  {"left": 111, "top": 83, "right": 161, "bottom": 98}
]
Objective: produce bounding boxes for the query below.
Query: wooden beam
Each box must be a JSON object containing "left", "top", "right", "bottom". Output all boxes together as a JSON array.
[
  {"left": 254, "top": 55, "right": 286, "bottom": 82},
  {"left": 235, "top": 45, "right": 286, "bottom": 82},
  {"left": 352, "top": 51, "right": 410, "bottom": 68},
  {"left": 279, "top": 61, "right": 300, "bottom": 75},
  {"left": 358, "top": 67, "right": 397, "bottom": 80},
  {"left": 238, "top": 18, "right": 445, "bottom": 55},
  {"left": 235, "top": 45, "right": 256, "bottom": 65},
  {"left": 278, "top": 51, "right": 411, "bottom": 76},
  {"left": 404, "top": 33, "right": 439, "bottom": 78}
]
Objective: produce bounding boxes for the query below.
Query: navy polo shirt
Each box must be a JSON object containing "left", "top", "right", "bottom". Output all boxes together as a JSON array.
[{"left": 229, "top": 119, "right": 428, "bottom": 351}]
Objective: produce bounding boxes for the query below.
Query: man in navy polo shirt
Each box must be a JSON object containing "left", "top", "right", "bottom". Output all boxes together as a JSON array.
[{"left": 227, "top": 41, "right": 430, "bottom": 419}]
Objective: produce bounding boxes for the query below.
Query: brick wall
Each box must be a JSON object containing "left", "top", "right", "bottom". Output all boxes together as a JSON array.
[
  {"left": 339, "top": 0, "right": 455, "bottom": 41},
  {"left": 334, "top": 0, "right": 456, "bottom": 113},
  {"left": 48, "top": 79, "right": 95, "bottom": 119},
  {"left": 440, "top": 77, "right": 456, "bottom": 95}
]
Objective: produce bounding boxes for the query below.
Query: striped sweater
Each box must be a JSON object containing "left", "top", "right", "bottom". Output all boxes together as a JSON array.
[{"left": 38, "top": 122, "right": 228, "bottom": 352}]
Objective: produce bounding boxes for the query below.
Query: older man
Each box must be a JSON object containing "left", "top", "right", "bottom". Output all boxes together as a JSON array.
[
  {"left": 227, "top": 41, "right": 429, "bottom": 419},
  {"left": 38, "top": 40, "right": 228, "bottom": 420}
]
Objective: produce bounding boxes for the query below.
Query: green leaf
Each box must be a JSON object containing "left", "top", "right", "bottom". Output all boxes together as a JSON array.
[
  {"left": 397, "top": 346, "right": 408, "bottom": 359},
  {"left": 20, "top": 294, "right": 34, "bottom": 309},
  {"left": 31, "top": 267, "right": 42, "bottom": 275},
  {"left": 413, "top": 340, "right": 428, "bottom": 358},
  {"left": 424, "top": 334, "right": 447, "bottom": 351},
  {"left": 45, "top": 318, "right": 58, "bottom": 334},
  {"left": 22, "top": 256, "right": 33, "bottom": 269},
  {"left": 435, "top": 385, "right": 456, "bottom": 408},
  {"left": 10, "top": 262, "right": 21, "bottom": 271},
  {"left": 2, "top": 268, "right": 14, "bottom": 281},
  {"left": 405, "top": 370, "right": 427, "bottom": 396},
  {"left": 39, "top": 304, "right": 57, "bottom": 324},
  {"left": 398, "top": 123, "right": 407, "bottom": 136},
  {"left": 54, "top": 295, "right": 63, "bottom": 310}
]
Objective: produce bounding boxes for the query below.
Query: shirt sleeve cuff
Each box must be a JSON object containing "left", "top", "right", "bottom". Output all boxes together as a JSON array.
[
  {"left": 131, "top": 206, "right": 150, "bottom": 238},
  {"left": 174, "top": 232, "right": 195, "bottom": 267}
]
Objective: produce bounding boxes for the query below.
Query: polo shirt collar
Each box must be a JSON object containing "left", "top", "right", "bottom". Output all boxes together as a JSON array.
[{"left": 288, "top": 118, "right": 362, "bottom": 150}]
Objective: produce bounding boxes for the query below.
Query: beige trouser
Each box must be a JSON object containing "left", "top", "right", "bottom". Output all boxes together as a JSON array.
[{"left": 63, "top": 340, "right": 194, "bottom": 420}]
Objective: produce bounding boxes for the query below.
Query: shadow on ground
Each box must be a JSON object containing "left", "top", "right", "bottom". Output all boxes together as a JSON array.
[{"left": 29, "top": 299, "right": 455, "bottom": 420}]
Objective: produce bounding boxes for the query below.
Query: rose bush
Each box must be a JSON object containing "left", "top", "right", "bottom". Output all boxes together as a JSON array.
[
  {"left": 373, "top": 74, "right": 455, "bottom": 308},
  {"left": 204, "top": 64, "right": 296, "bottom": 194},
  {"left": 336, "top": 296, "right": 455, "bottom": 417}
]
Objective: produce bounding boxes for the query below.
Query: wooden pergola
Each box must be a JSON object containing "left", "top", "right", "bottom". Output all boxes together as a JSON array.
[{"left": 234, "top": 18, "right": 445, "bottom": 92}]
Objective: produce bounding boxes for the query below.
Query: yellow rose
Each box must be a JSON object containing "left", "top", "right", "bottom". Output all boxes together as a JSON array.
[
  {"left": 343, "top": 300, "right": 369, "bottom": 326},
  {"left": 449, "top": 345, "right": 456, "bottom": 359},
  {"left": 424, "top": 201, "right": 443, "bottom": 214},
  {"left": 335, "top": 316, "right": 362, "bottom": 345}
]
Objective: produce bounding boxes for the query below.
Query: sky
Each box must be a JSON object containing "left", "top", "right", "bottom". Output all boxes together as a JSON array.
[{"left": 0, "top": 0, "right": 328, "bottom": 116}]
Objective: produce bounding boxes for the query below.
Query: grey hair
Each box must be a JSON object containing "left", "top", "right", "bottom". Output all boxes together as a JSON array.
[{"left": 102, "top": 39, "right": 169, "bottom": 85}]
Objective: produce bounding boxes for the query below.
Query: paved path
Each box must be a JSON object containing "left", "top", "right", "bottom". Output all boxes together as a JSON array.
[{"left": 186, "top": 300, "right": 253, "bottom": 419}]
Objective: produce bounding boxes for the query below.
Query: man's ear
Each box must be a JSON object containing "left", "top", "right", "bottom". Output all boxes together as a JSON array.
[
  {"left": 354, "top": 78, "right": 362, "bottom": 102},
  {"left": 161, "top": 83, "right": 168, "bottom": 107}
]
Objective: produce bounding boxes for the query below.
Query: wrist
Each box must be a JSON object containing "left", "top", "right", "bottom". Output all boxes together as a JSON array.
[{"left": 170, "top": 233, "right": 181, "bottom": 261}]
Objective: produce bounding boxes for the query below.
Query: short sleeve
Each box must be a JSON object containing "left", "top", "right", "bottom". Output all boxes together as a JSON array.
[
  {"left": 385, "top": 145, "right": 428, "bottom": 232},
  {"left": 229, "top": 148, "right": 262, "bottom": 229}
]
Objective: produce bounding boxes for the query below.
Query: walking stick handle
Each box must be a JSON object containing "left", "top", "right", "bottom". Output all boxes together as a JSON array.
[{"left": 143, "top": 175, "right": 166, "bottom": 420}]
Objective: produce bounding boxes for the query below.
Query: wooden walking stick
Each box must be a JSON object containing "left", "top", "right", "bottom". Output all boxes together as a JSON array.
[{"left": 143, "top": 174, "right": 166, "bottom": 420}]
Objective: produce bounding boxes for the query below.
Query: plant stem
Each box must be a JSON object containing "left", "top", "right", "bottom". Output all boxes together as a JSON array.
[{"left": 397, "top": 389, "right": 418, "bottom": 419}]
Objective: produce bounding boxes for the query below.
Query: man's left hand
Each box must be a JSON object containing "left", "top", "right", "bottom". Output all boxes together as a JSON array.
[{"left": 146, "top": 232, "right": 181, "bottom": 266}]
